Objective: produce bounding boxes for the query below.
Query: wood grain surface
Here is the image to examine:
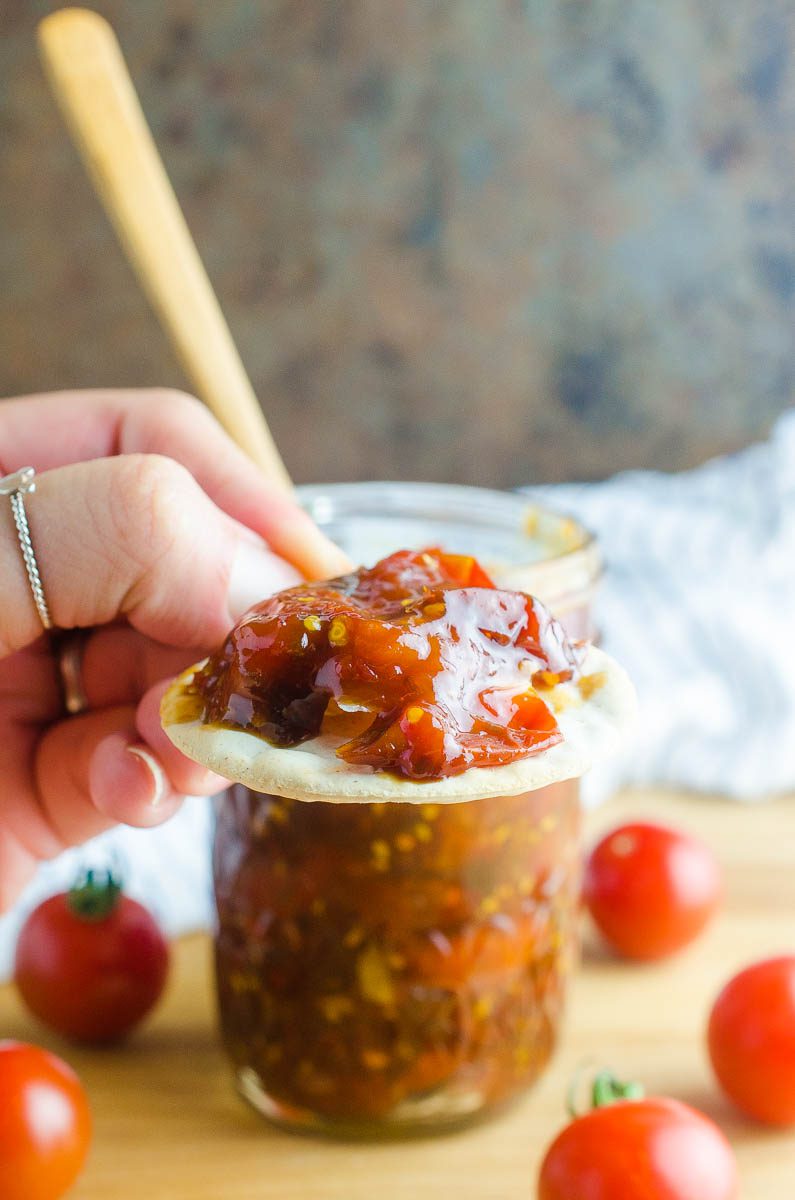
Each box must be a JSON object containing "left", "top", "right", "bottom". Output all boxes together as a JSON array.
[{"left": 1, "top": 788, "right": 793, "bottom": 1198}]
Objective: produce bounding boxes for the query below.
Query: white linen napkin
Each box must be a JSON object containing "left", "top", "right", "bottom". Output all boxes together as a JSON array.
[{"left": 523, "top": 407, "right": 795, "bottom": 804}]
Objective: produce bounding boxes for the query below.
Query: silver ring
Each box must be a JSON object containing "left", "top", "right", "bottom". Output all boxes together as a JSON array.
[
  {"left": 1, "top": 467, "right": 53, "bottom": 631},
  {"left": 54, "top": 630, "right": 91, "bottom": 716}
]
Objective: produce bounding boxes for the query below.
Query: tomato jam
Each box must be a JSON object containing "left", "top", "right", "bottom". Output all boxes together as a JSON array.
[
  {"left": 196, "top": 549, "right": 581, "bottom": 780},
  {"left": 214, "top": 779, "right": 580, "bottom": 1133}
]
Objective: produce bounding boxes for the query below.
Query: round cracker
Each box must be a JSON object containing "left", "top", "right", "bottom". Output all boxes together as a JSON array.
[{"left": 160, "top": 645, "right": 635, "bottom": 804}]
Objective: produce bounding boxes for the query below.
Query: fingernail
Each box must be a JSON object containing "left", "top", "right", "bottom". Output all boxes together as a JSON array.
[
  {"left": 228, "top": 539, "right": 301, "bottom": 618},
  {"left": 127, "top": 745, "right": 168, "bottom": 808}
]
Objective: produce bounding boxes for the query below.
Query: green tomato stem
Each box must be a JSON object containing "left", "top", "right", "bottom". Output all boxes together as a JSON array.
[
  {"left": 591, "top": 1070, "right": 645, "bottom": 1108},
  {"left": 567, "top": 1067, "right": 645, "bottom": 1118},
  {"left": 68, "top": 867, "right": 123, "bottom": 921}
]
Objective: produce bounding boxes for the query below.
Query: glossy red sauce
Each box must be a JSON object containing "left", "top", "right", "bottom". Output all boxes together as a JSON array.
[{"left": 196, "top": 549, "right": 581, "bottom": 780}]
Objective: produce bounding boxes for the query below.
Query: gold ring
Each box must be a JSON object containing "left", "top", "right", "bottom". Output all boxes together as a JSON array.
[{"left": 55, "top": 630, "right": 90, "bottom": 716}]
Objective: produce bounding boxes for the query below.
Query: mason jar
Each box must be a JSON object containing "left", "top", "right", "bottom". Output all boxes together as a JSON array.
[{"left": 211, "top": 483, "right": 600, "bottom": 1135}]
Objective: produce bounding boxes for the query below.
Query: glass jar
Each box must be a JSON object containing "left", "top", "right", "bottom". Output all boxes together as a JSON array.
[
  {"left": 212, "top": 483, "right": 599, "bottom": 1135},
  {"left": 214, "top": 779, "right": 580, "bottom": 1135}
]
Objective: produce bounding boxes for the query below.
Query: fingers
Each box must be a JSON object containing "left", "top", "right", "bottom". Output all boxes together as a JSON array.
[
  {"left": 78, "top": 626, "right": 200, "bottom": 711},
  {"left": 35, "top": 702, "right": 226, "bottom": 845},
  {"left": 0, "top": 708, "right": 188, "bottom": 913},
  {"left": 0, "top": 684, "right": 226, "bottom": 908},
  {"left": 0, "top": 834, "right": 40, "bottom": 913},
  {"left": 119, "top": 391, "right": 350, "bottom": 579},
  {"left": 0, "top": 454, "right": 302, "bottom": 657},
  {"left": 89, "top": 735, "right": 179, "bottom": 827},
  {"left": 0, "top": 719, "right": 63, "bottom": 909},
  {"left": 0, "top": 390, "right": 350, "bottom": 580},
  {"left": 225, "top": 524, "right": 302, "bottom": 612},
  {"left": 35, "top": 706, "right": 180, "bottom": 846},
  {"left": 135, "top": 680, "right": 230, "bottom": 795},
  {"left": 74, "top": 549, "right": 302, "bottom": 712},
  {"left": 61, "top": 637, "right": 231, "bottom": 807}
]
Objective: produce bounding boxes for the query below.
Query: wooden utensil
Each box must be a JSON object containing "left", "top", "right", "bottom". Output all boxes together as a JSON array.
[{"left": 37, "top": 6, "right": 293, "bottom": 492}]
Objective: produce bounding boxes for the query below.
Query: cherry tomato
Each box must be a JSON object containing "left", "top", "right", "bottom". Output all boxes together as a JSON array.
[
  {"left": 15, "top": 870, "right": 169, "bottom": 1043},
  {"left": 0, "top": 1041, "right": 91, "bottom": 1200},
  {"left": 708, "top": 955, "right": 795, "bottom": 1126},
  {"left": 583, "top": 822, "right": 721, "bottom": 960},
  {"left": 538, "top": 1096, "right": 738, "bottom": 1200}
]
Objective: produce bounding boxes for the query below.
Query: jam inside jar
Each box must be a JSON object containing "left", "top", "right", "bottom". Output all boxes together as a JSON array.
[{"left": 213, "top": 778, "right": 580, "bottom": 1135}]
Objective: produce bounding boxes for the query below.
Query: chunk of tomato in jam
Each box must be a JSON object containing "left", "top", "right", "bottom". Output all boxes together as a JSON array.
[{"left": 196, "top": 549, "right": 581, "bottom": 780}]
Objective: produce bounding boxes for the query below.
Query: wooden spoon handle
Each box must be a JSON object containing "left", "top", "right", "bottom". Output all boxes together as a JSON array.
[{"left": 37, "top": 7, "right": 292, "bottom": 491}]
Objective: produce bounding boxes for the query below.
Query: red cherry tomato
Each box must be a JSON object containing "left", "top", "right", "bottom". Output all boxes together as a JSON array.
[
  {"left": 708, "top": 955, "right": 795, "bottom": 1126},
  {"left": 538, "top": 1096, "right": 738, "bottom": 1200},
  {"left": 15, "top": 870, "right": 169, "bottom": 1043},
  {"left": 0, "top": 1041, "right": 91, "bottom": 1200},
  {"left": 583, "top": 822, "right": 721, "bottom": 960}
]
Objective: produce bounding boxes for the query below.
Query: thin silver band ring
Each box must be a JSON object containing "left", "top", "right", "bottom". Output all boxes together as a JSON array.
[
  {"left": 1, "top": 466, "right": 53, "bottom": 631},
  {"left": 2, "top": 467, "right": 92, "bottom": 716}
]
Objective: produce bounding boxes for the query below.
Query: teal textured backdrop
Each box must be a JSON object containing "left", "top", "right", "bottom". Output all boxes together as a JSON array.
[{"left": 1, "top": 1, "right": 793, "bottom": 484}]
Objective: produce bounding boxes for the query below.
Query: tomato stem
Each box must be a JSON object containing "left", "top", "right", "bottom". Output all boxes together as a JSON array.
[
  {"left": 68, "top": 868, "right": 123, "bottom": 920},
  {"left": 592, "top": 1070, "right": 645, "bottom": 1108},
  {"left": 567, "top": 1067, "right": 645, "bottom": 1118}
]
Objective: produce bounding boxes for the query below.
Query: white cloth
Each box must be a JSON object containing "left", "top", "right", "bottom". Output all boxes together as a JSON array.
[
  {"left": 524, "top": 407, "right": 795, "bottom": 804},
  {"left": 2, "top": 412, "right": 792, "bottom": 978}
]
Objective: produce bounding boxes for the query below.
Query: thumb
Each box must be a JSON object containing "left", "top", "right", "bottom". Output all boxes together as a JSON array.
[{"left": 1, "top": 455, "right": 299, "bottom": 655}]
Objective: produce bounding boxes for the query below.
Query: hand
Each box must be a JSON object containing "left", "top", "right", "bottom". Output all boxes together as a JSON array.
[{"left": 0, "top": 389, "right": 350, "bottom": 910}]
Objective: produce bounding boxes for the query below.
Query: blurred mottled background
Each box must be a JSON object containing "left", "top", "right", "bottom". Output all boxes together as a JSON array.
[{"left": 2, "top": 1, "right": 794, "bottom": 485}]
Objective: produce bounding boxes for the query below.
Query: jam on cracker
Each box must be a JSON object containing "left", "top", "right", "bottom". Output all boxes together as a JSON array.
[{"left": 195, "top": 549, "right": 582, "bottom": 780}]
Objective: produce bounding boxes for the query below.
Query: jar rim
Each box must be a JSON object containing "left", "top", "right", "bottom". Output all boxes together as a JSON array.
[
  {"left": 298, "top": 479, "right": 597, "bottom": 561},
  {"left": 297, "top": 480, "right": 601, "bottom": 605}
]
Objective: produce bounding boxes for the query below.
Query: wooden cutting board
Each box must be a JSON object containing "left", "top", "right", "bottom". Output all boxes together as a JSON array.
[{"left": 1, "top": 787, "right": 793, "bottom": 1198}]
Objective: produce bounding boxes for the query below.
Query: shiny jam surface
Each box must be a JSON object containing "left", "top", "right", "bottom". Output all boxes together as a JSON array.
[
  {"left": 214, "top": 780, "right": 581, "bottom": 1131},
  {"left": 196, "top": 549, "right": 581, "bottom": 780}
]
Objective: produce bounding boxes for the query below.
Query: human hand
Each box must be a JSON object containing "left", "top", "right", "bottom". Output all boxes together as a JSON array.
[{"left": 0, "top": 389, "right": 349, "bottom": 909}]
